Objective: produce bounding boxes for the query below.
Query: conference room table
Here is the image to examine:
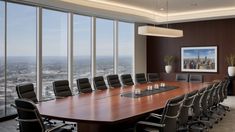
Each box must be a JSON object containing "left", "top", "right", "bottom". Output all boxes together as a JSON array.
[{"left": 36, "top": 81, "right": 211, "bottom": 132}]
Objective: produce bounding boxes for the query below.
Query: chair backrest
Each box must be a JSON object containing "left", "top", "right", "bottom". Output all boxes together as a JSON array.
[
  {"left": 224, "top": 79, "right": 229, "bottom": 99},
  {"left": 52, "top": 80, "right": 72, "bottom": 97},
  {"left": 200, "top": 86, "right": 211, "bottom": 112},
  {"left": 15, "top": 98, "right": 45, "bottom": 132},
  {"left": 176, "top": 73, "right": 189, "bottom": 82},
  {"left": 135, "top": 73, "right": 147, "bottom": 84},
  {"left": 178, "top": 90, "right": 198, "bottom": 126},
  {"left": 106, "top": 74, "right": 121, "bottom": 88},
  {"left": 120, "top": 74, "right": 134, "bottom": 86},
  {"left": 213, "top": 81, "right": 222, "bottom": 106},
  {"left": 159, "top": 94, "right": 185, "bottom": 132},
  {"left": 147, "top": 73, "right": 160, "bottom": 82},
  {"left": 76, "top": 78, "right": 93, "bottom": 93},
  {"left": 207, "top": 82, "right": 218, "bottom": 108},
  {"left": 189, "top": 74, "right": 203, "bottom": 83},
  {"left": 93, "top": 76, "right": 107, "bottom": 90},
  {"left": 16, "top": 83, "right": 38, "bottom": 103},
  {"left": 218, "top": 81, "right": 225, "bottom": 103},
  {"left": 192, "top": 88, "right": 206, "bottom": 118},
  {"left": 220, "top": 80, "right": 228, "bottom": 102}
]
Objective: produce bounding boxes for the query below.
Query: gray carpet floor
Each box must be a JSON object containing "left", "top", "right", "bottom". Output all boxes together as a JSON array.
[{"left": 0, "top": 96, "right": 234, "bottom": 132}]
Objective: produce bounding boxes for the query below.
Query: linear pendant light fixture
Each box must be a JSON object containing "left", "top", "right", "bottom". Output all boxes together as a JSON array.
[
  {"left": 138, "top": 26, "right": 183, "bottom": 38},
  {"left": 138, "top": 0, "right": 183, "bottom": 38}
]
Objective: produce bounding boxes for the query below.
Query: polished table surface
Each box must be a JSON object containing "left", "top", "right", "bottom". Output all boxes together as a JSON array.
[{"left": 36, "top": 81, "right": 210, "bottom": 131}]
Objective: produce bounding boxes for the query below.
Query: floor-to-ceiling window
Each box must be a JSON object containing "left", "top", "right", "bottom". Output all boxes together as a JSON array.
[
  {"left": 42, "top": 9, "right": 67, "bottom": 99},
  {"left": 6, "top": 3, "right": 36, "bottom": 115},
  {"left": 73, "top": 15, "right": 91, "bottom": 92},
  {"left": 96, "top": 18, "right": 114, "bottom": 76},
  {"left": 0, "top": 1, "right": 5, "bottom": 118},
  {"left": 118, "top": 22, "right": 134, "bottom": 75},
  {"left": 0, "top": 1, "right": 135, "bottom": 119}
]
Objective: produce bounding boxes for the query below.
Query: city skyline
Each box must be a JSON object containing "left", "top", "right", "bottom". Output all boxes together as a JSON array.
[
  {"left": 183, "top": 48, "right": 216, "bottom": 59},
  {"left": 181, "top": 47, "right": 217, "bottom": 72}
]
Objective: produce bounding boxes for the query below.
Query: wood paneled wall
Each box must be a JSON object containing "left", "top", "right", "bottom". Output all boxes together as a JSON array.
[{"left": 147, "top": 18, "right": 235, "bottom": 82}]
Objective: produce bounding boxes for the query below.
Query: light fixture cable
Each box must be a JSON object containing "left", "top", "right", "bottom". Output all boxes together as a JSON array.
[
  {"left": 166, "top": 0, "right": 169, "bottom": 28},
  {"left": 138, "top": 0, "right": 183, "bottom": 38}
]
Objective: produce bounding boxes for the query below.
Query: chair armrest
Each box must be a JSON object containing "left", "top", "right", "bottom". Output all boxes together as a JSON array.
[
  {"left": 10, "top": 104, "right": 16, "bottom": 109},
  {"left": 150, "top": 113, "right": 162, "bottom": 119},
  {"left": 18, "top": 118, "right": 39, "bottom": 122},
  {"left": 137, "top": 121, "right": 165, "bottom": 128},
  {"left": 46, "top": 124, "right": 67, "bottom": 132}
]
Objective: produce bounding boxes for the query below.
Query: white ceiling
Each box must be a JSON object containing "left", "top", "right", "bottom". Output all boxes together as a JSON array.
[
  {"left": 106, "top": 0, "right": 235, "bottom": 13},
  {"left": 23, "top": 0, "right": 235, "bottom": 24}
]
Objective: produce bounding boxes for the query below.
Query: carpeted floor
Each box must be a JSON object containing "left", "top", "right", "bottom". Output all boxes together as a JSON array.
[
  {"left": 209, "top": 96, "right": 235, "bottom": 132},
  {"left": 0, "top": 96, "right": 234, "bottom": 132}
]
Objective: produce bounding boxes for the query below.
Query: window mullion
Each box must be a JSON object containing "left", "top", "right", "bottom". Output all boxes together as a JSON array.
[
  {"left": 36, "top": 7, "right": 42, "bottom": 101},
  {"left": 114, "top": 20, "right": 118, "bottom": 74},
  {"left": 68, "top": 13, "right": 73, "bottom": 90},
  {"left": 91, "top": 17, "right": 96, "bottom": 82}
]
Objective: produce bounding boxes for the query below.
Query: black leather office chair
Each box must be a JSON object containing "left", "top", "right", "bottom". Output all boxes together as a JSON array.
[
  {"left": 206, "top": 83, "right": 221, "bottom": 120},
  {"left": 135, "top": 94, "right": 185, "bottom": 132},
  {"left": 16, "top": 83, "right": 38, "bottom": 103},
  {"left": 16, "top": 83, "right": 55, "bottom": 126},
  {"left": 76, "top": 78, "right": 93, "bottom": 93},
  {"left": 192, "top": 88, "right": 206, "bottom": 119},
  {"left": 52, "top": 80, "right": 72, "bottom": 98},
  {"left": 120, "top": 74, "right": 134, "bottom": 86},
  {"left": 211, "top": 81, "right": 226, "bottom": 117},
  {"left": 135, "top": 73, "right": 147, "bottom": 84},
  {"left": 199, "top": 86, "right": 217, "bottom": 128},
  {"left": 52, "top": 80, "right": 76, "bottom": 129},
  {"left": 176, "top": 73, "right": 189, "bottom": 82},
  {"left": 189, "top": 74, "right": 203, "bottom": 83},
  {"left": 209, "top": 82, "right": 225, "bottom": 122},
  {"left": 14, "top": 98, "right": 71, "bottom": 132},
  {"left": 177, "top": 90, "right": 198, "bottom": 131},
  {"left": 189, "top": 88, "right": 208, "bottom": 131},
  {"left": 106, "top": 74, "right": 121, "bottom": 88},
  {"left": 93, "top": 76, "right": 107, "bottom": 90},
  {"left": 147, "top": 73, "right": 160, "bottom": 82}
]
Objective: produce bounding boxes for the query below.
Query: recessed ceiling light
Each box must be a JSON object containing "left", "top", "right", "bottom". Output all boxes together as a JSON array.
[{"left": 160, "top": 8, "right": 164, "bottom": 11}]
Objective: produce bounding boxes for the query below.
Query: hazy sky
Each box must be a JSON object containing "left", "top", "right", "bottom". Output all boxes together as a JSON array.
[{"left": 2, "top": 2, "right": 134, "bottom": 57}]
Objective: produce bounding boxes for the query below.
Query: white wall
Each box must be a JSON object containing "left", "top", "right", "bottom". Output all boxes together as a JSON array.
[{"left": 134, "top": 23, "right": 147, "bottom": 74}]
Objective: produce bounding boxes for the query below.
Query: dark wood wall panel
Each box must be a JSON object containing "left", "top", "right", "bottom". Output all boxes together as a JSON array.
[{"left": 147, "top": 18, "right": 235, "bottom": 81}]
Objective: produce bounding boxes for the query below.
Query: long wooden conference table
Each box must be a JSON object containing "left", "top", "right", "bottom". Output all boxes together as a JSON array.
[{"left": 37, "top": 81, "right": 210, "bottom": 132}]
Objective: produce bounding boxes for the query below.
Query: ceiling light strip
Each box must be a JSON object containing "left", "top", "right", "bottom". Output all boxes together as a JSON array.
[{"left": 138, "top": 26, "right": 183, "bottom": 38}]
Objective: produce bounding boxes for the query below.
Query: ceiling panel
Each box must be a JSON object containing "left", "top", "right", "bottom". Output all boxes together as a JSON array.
[
  {"left": 23, "top": 0, "right": 235, "bottom": 23},
  {"left": 105, "top": 0, "right": 235, "bottom": 14}
]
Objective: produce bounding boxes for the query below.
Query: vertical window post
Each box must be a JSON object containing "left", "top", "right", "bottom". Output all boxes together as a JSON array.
[
  {"left": 4, "top": 1, "right": 7, "bottom": 116},
  {"left": 68, "top": 13, "right": 73, "bottom": 89},
  {"left": 91, "top": 17, "right": 96, "bottom": 81},
  {"left": 36, "top": 7, "right": 42, "bottom": 101},
  {"left": 114, "top": 20, "right": 118, "bottom": 74}
]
